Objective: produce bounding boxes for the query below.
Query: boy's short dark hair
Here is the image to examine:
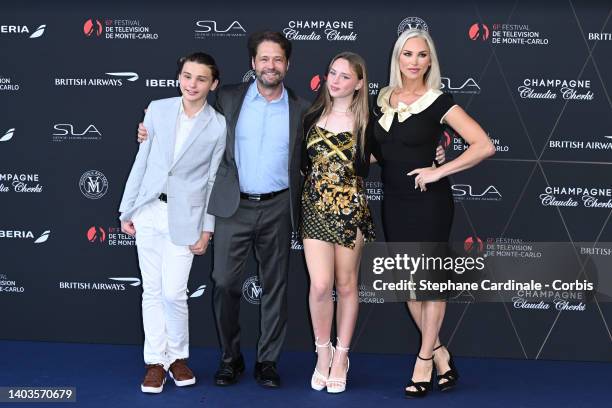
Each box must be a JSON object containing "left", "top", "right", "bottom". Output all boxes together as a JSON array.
[{"left": 177, "top": 52, "right": 220, "bottom": 81}]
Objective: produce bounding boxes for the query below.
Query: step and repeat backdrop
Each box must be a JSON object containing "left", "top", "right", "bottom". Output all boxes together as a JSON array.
[{"left": 1, "top": 0, "right": 611, "bottom": 362}]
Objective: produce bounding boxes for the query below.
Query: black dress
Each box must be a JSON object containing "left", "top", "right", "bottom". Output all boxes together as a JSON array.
[
  {"left": 372, "top": 87, "right": 457, "bottom": 300},
  {"left": 300, "top": 110, "right": 376, "bottom": 249}
]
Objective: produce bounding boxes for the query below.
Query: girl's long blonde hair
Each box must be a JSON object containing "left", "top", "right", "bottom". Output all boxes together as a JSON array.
[{"left": 305, "top": 52, "right": 369, "bottom": 156}]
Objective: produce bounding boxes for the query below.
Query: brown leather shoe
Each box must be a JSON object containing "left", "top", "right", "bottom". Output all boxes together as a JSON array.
[
  {"left": 169, "top": 359, "right": 196, "bottom": 386},
  {"left": 141, "top": 364, "right": 166, "bottom": 393}
]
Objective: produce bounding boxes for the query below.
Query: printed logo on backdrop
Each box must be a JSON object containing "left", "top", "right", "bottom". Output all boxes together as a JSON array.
[
  {"left": 83, "top": 18, "right": 159, "bottom": 40},
  {"left": 283, "top": 20, "right": 357, "bottom": 41},
  {"left": 588, "top": 31, "right": 611, "bottom": 41},
  {"left": 87, "top": 226, "right": 135, "bottom": 246},
  {"left": 468, "top": 23, "right": 490, "bottom": 41},
  {"left": 452, "top": 184, "right": 502, "bottom": 202},
  {"left": 445, "top": 129, "right": 510, "bottom": 154},
  {"left": 0, "top": 273, "right": 25, "bottom": 294},
  {"left": 310, "top": 74, "right": 325, "bottom": 92},
  {"left": 194, "top": 20, "right": 246, "bottom": 39},
  {"left": 79, "top": 170, "right": 108, "bottom": 199},
  {"left": 480, "top": 236, "right": 542, "bottom": 259},
  {"left": 291, "top": 231, "right": 303, "bottom": 251},
  {"left": 0, "top": 24, "right": 46, "bottom": 39},
  {"left": 145, "top": 78, "right": 178, "bottom": 88},
  {"left": 467, "top": 237, "right": 586, "bottom": 311},
  {"left": 548, "top": 136, "right": 612, "bottom": 152},
  {"left": 539, "top": 186, "right": 612, "bottom": 209},
  {"left": 309, "top": 74, "right": 380, "bottom": 96},
  {"left": 52, "top": 123, "right": 101, "bottom": 142},
  {"left": 0, "top": 76, "right": 21, "bottom": 92},
  {"left": 242, "top": 70, "right": 255, "bottom": 83},
  {"left": 397, "top": 17, "right": 429, "bottom": 35},
  {"left": 464, "top": 236, "right": 484, "bottom": 254},
  {"left": 518, "top": 78, "right": 594, "bottom": 101},
  {"left": 54, "top": 72, "right": 139, "bottom": 87},
  {"left": 60, "top": 277, "right": 140, "bottom": 292},
  {"left": 83, "top": 19, "right": 103, "bottom": 37},
  {"left": 369, "top": 82, "right": 380, "bottom": 96},
  {"left": 440, "top": 77, "right": 481, "bottom": 94},
  {"left": 242, "top": 275, "right": 262, "bottom": 304},
  {"left": 0, "top": 173, "right": 43, "bottom": 193},
  {"left": 59, "top": 277, "right": 207, "bottom": 298},
  {"left": 1, "top": 128, "right": 15, "bottom": 142},
  {"left": 365, "top": 181, "right": 384, "bottom": 201},
  {"left": 332, "top": 284, "right": 384, "bottom": 304},
  {"left": 468, "top": 22, "right": 549, "bottom": 45},
  {"left": 0, "top": 229, "right": 50, "bottom": 243}
]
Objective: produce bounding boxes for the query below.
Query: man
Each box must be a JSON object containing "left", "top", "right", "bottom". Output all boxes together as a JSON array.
[
  {"left": 139, "top": 31, "right": 309, "bottom": 388},
  {"left": 206, "top": 31, "right": 310, "bottom": 388}
]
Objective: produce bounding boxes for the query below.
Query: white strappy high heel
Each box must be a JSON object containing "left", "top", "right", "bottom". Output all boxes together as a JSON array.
[
  {"left": 311, "top": 338, "right": 334, "bottom": 391},
  {"left": 326, "top": 337, "right": 350, "bottom": 394}
]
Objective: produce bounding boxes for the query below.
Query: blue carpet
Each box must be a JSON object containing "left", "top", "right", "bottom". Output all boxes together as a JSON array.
[{"left": 0, "top": 341, "right": 608, "bottom": 407}]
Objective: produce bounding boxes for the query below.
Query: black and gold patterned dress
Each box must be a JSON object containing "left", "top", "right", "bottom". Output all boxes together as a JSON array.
[{"left": 300, "top": 125, "right": 376, "bottom": 249}]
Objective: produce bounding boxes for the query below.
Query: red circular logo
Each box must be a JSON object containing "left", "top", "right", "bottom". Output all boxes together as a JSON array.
[
  {"left": 468, "top": 23, "right": 490, "bottom": 41},
  {"left": 441, "top": 130, "right": 452, "bottom": 149},
  {"left": 87, "top": 226, "right": 106, "bottom": 243},
  {"left": 84, "top": 19, "right": 103, "bottom": 37},
  {"left": 464, "top": 236, "right": 483, "bottom": 253},
  {"left": 310, "top": 75, "right": 322, "bottom": 92}
]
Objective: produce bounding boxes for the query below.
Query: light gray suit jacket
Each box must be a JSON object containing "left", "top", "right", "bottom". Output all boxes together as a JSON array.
[{"left": 119, "top": 97, "right": 226, "bottom": 245}]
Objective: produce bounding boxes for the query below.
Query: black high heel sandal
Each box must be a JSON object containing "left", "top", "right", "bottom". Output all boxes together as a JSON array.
[
  {"left": 433, "top": 344, "right": 460, "bottom": 391},
  {"left": 404, "top": 355, "right": 434, "bottom": 398}
]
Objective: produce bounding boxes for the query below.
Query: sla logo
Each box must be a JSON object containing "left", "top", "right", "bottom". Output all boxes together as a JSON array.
[
  {"left": 195, "top": 20, "right": 246, "bottom": 39},
  {"left": 79, "top": 170, "right": 109, "bottom": 199},
  {"left": 397, "top": 17, "right": 428, "bottom": 35},
  {"left": 242, "top": 70, "right": 255, "bottom": 83},
  {"left": 440, "top": 77, "right": 481, "bottom": 94},
  {"left": 0, "top": 230, "right": 50, "bottom": 243},
  {"left": 87, "top": 226, "right": 107, "bottom": 243},
  {"left": 0, "top": 24, "right": 46, "bottom": 38},
  {"left": 464, "top": 236, "right": 484, "bottom": 254},
  {"left": 53, "top": 123, "right": 102, "bottom": 142},
  {"left": 242, "top": 275, "right": 262, "bottom": 305},
  {"left": 452, "top": 184, "right": 502, "bottom": 201},
  {"left": 468, "top": 23, "right": 490, "bottom": 41},
  {"left": 84, "top": 19, "right": 103, "bottom": 37},
  {"left": 1, "top": 128, "right": 15, "bottom": 142}
]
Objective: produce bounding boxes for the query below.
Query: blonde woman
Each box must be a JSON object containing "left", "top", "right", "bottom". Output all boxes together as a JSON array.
[
  {"left": 372, "top": 29, "right": 495, "bottom": 397},
  {"left": 300, "top": 52, "right": 375, "bottom": 394}
]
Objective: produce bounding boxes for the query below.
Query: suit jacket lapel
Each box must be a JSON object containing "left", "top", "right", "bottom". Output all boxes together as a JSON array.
[
  {"left": 171, "top": 103, "right": 213, "bottom": 168},
  {"left": 164, "top": 98, "right": 182, "bottom": 167},
  {"left": 226, "top": 83, "right": 250, "bottom": 163},
  {"left": 288, "top": 90, "right": 302, "bottom": 168}
]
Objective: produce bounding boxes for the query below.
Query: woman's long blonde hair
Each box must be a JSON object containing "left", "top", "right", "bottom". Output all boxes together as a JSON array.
[
  {"left": 388, "top": 29, "right": 442, "bottom": 90},
  {"left": 305, "top": 52, "right": 369, "bottom": 157}
]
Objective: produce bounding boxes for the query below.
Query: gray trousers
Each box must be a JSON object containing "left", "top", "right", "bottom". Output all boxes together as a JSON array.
[{"left": 212, "top": 190, "right": 291, "bottom": 363}]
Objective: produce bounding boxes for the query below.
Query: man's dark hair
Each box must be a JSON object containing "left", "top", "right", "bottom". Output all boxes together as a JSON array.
[
  {"left": 176, "top": 52, "right": 220, "bottom": 81},
  {"left": 247, "top": 30, "right": 292, "bottom": 61}
]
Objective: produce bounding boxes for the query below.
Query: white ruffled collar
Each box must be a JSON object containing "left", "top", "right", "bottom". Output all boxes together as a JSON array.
[{"left": 376, "top": 87, "right": 442, "bottom": 131}]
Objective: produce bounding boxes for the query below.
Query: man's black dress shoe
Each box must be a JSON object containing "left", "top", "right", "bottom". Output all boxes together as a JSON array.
[
  {"left": 254, "top": 361, "right": 280, "bottom": 388},
  {"left": 214, "top": 355, "right": 245, "bottom": 386}
]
